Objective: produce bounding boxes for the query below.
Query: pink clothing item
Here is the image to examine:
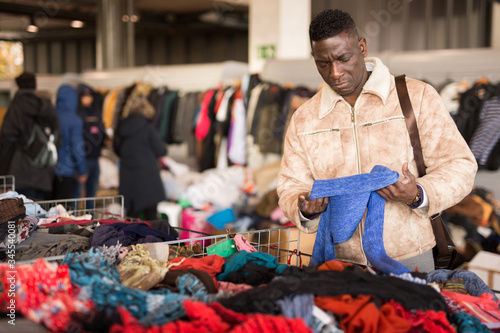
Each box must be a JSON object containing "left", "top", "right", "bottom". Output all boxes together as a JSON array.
[
  {"left": 270, "top": 206, "right": 290, "bottom": 224},
  {"left": 195, "top": 90, "right": 216, "bottom": 141},
  {"left": 233, "top": 234, "right": 257, "bottom": 253},
  {"left": 441, "top": 289, "right": 500, "bottom": 329},
  {"left": 218, "top": 281, "right": 254, "bottom": 294}
]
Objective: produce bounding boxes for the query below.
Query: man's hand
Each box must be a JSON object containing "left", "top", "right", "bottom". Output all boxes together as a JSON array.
[
  {"left": 376, "top": 162, "right": 418, "bottom": 203},
  {"left": 298, "top": 192, "right": 328, "bottom": 218}
]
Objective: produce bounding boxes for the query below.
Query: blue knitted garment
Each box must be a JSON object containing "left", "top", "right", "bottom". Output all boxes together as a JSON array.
[{"left": 309, "top": 165, "right": 410, "bottom": 275}]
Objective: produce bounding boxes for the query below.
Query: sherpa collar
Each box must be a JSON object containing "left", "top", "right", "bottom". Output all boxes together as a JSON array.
[{"left": 319, "top": 57, "right": 392, "bottom": 119}]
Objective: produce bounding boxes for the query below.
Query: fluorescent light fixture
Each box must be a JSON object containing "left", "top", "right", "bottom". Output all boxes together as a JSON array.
[
  {"left": 26, "top": 24, "right": 38, "bottom": 33},
  {"left": 71, "top": 20, "right": 84, "bottom": 28}
]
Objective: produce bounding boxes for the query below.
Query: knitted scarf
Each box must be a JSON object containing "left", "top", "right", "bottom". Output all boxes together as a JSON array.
[{"left": 309, "top": 165, "right": 410, "bottom": 275}]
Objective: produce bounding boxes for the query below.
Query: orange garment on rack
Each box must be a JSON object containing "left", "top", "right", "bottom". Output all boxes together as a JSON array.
[
  {"left": 445, "top": 194, "right": 484, "bottom": 226},
  {"left": 471, "top": 195, "right": 494, "bottom": 226},
  {"left": 315, "top": 294, "right": 411, "bottom": 333},
  {"left": 102, "top": 87, "right": 121, "bottom": 130},
  {"left": 168, "top": 254, "right": 225, "bottom": 280},
  {"left": 317, "top": 259, "right": 357, "bottom": 272}
]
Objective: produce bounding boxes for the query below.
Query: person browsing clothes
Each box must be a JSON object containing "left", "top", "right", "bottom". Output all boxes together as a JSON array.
[{"left": 277, "top": 9, "right": 477, "bottom": 273}]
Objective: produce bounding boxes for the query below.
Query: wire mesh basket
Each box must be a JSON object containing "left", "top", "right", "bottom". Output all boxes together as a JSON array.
[
  {"left": 23, "top": 195, "right": 125, "bottom": 220},
  {"left": 164, "top": 226, "right": 307, "bottom": 266},
  {"left": 0, "top": 175, "right": 15, "bottom": 193}
]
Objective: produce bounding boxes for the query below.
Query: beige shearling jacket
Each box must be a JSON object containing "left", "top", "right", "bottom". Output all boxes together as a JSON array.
[{"left": 277, "top": 57, "right": 477, "bottom": 265}]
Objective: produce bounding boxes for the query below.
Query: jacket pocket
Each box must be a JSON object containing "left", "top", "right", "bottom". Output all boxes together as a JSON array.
[
  {"left": 299, "top": 128, "right": 345, "bottom": 178},
  {"left": 361, "top": 117, "right": 412, "bottom": 169}
]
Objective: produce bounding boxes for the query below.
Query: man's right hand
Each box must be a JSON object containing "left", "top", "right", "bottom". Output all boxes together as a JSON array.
[{"left": 298, "top": 192, "right": 328, "bottom": 218}]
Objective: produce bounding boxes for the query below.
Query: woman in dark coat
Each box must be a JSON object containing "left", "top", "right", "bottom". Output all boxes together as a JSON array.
[{"left": 113, "top": 95, "right": 167, "bottom": 220}]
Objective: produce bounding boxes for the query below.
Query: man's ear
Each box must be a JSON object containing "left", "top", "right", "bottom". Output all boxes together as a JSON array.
[{"left": 359, "top": 37, "right": 368, "bottom": 57}]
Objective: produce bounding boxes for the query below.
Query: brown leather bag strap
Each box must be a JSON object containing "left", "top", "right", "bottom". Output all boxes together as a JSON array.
[
  {"left": 394, "top": 75, "right": 426, "bottom": 177},
  {"left": 394, "top": 74, "right": 451, "bottom": 258}
]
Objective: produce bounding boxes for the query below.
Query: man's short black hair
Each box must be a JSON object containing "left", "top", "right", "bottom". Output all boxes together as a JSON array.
[
  {"left": 15, "top": 71, "right": 37, "bottom": 90},
  {"left": 309, "top": 9, "right": 358, "bottom": 43}
]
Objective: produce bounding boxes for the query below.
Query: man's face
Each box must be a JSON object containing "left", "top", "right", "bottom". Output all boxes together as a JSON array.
[{"left": 311, "top": 32, "right": 368, "bottom": 99}]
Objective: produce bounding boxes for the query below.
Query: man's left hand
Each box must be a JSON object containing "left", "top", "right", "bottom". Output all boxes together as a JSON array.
[{"left": 376, "top": 162, "right": 418, "bottom": 203}]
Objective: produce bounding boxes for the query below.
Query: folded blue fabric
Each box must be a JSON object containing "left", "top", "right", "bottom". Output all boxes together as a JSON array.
[
  {"left": 207, "top": 208, "right": 236, "bottom": 229},
  {"left": 309, "top": 165, "right": 410, "bottom": 275}
]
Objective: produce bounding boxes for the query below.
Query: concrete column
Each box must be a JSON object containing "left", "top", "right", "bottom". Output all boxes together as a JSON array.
[
  {"left": 96, "top": 0, "right": 134, "bottom": 69},
  {"left": 249, "top": 0, "right": 311, "bottom": 73},
  {"left": 492, "top": 2, "right": 500, "bottom": 49}
]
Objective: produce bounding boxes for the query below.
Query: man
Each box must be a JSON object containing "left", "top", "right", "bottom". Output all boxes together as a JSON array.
[
  {"left": 276, "top": 9, "right": 477, "bottom": 272},
  {"left": 0, "top": 72, "right": 59, "bottom": 200}
]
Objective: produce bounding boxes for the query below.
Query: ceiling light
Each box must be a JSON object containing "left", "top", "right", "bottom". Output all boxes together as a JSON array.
[
  {"left": 71, "top": 20, "right": 84, "bottom": 28},
  {"left": 130, "top": 15, "right": 138, "bottom": 22},
  {"left": 26, "top": 24, "right": 38, "bottom": 33}
]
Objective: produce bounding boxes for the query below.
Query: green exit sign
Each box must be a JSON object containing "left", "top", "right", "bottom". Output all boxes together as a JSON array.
[{"left": 257, "top": 45, "right": 276, "bottom": 59}]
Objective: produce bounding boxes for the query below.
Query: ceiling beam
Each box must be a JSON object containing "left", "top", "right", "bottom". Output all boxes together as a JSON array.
[{"left": 0, "top": 3, "right": 96, "bottom": 22}]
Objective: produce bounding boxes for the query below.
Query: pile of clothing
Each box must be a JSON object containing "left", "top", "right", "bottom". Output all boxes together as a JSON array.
[{"left": 1, "top": 234, "right": 499, "bottom": 332}]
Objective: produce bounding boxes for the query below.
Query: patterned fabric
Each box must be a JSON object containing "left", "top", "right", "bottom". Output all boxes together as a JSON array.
[
  {"left": 440, "top": 277, "right": 468, "bottom": 295},
  {"left": 441, "top": 289, "right": 500, "bottom": 330},
  {"left": 0, "top": 219, "right": 30, "bottom": 249},
  {"left": 0, "top": 259, "right": 93, "bottom": 332},
  {"left": 469, "top": 96, "right": 500, "bottom": 165},
  {"left": 62, "top": 248, "right": 218, "bottom": 326},
  {"left": 0, "top": 197, "right": 25, "bottom": 224}
]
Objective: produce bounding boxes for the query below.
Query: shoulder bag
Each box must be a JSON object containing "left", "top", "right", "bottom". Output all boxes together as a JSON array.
[{"left": 395, "top": 74, "right": 458, "bottom": 270}]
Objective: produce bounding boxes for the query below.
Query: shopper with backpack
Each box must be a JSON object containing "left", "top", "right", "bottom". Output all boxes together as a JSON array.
[
  {"left": 0, "top": 72, "right": 60, "bottom": 200},
  {"left": 52, "top": 84, "right": 87, "bottom": 200}
]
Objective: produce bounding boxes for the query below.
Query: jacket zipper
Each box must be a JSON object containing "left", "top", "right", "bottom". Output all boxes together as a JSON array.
[
  {"left": 350, "top": 106, "right": 361, "bottom": 175},
  {"left": 298, "top": 128, "right": 340, "bottom": 136},
  {"left": 361, "top": 115, "right": 405, "bottom": 127},
  {"left": 350, "top": 104, "right": 368, "bottom": 265}
]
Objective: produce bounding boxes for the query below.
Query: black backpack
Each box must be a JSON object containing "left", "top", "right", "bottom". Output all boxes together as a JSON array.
[{"left": 23, "top": 120, "right": 59, "bottom": 168}]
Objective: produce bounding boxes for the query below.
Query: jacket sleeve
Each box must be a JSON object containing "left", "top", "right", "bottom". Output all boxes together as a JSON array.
[
  {"left": 276, "top": 113, "right": 320, "bottom": 234},
  {"left": 411, "top": 81, "right": 478, "bottom": 217},
  {"left": 149, "top": 125, "right": 167, "bottom": 157},
  {"left": 70, "top": 119, "right": 87, "bottom": 176}
]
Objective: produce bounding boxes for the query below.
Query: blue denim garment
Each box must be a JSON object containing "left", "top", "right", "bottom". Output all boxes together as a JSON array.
[{"left": 309, "top": 165, "right": 410, "bottom": 275}]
